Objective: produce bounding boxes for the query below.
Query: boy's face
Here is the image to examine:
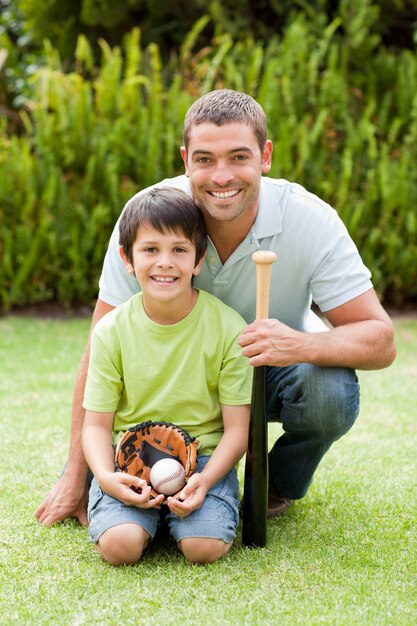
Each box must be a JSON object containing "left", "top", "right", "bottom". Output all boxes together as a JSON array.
[
  {"left": 120, "top": 224, "right": 205, "bottom": 306},
  {"left": 180, "top": 122, "right": 272, "bottom": 226}
]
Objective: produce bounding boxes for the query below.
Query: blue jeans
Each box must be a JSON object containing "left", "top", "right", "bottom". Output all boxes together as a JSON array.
[
  {"left": 88, "top": 455, "right": 239, "bottom": 544},
  {"left": 266, "top": 364, "right": 360, "bottom": 499}
]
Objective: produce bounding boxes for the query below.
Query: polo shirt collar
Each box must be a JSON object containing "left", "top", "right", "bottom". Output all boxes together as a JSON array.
[{"left": 251, "top": 177, "right": 283, "bottom": 241}]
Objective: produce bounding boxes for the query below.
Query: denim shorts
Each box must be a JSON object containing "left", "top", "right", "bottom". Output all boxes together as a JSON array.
[{"left": 87, "top": 455, "right": 239, "bottom": 545}]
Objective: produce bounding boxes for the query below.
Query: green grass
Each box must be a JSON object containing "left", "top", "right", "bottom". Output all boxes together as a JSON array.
[{"left": 0, "top": 315, "right": 416, "bottom": 625}]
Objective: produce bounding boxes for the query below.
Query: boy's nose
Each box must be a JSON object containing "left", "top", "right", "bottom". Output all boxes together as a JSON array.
[{"left": 156, "top": 253, "right": 174, "bottom": 267}]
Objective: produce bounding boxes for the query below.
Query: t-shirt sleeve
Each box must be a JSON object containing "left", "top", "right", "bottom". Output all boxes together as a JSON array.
[
  {"left": 308, "top": 209, "right": 373, "bottom": 312},
  {"left": 83, "top": 324, "right": 123, "bottom": 413},
  {"left": 217, "top": 312, "right": 253, "bottom": 406}
]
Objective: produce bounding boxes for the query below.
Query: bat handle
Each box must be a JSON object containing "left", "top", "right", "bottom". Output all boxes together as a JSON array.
[{"left": 252, "top": 251, "right": 277, "bottom": 320}]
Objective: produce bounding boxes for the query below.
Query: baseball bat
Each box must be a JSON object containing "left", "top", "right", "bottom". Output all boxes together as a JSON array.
[{"left": 242, "top": 250, "right": 276, "bottom": 547}]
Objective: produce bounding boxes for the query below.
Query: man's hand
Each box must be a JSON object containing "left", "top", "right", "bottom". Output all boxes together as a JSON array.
[
  {"left": 238, "top": 318, "right": 309, "bottom": 367},
  {"left": 238, "top": 290, "right": 396, "bottom": 371},
  {"left": 34, "top": 472, "right": 89, "bottom": 527},
  {"left": 166, "top": 472, "right": 208, "bottom": 517}
]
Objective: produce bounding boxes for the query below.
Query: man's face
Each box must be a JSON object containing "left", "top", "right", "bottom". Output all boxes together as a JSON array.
[{"left": 181, "top": 122, "right": 272, "bottom": 226}]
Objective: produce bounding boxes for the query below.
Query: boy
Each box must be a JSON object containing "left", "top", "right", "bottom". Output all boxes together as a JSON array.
[{"left": 82, "top": 188, "right": 252, "bottom": 566}]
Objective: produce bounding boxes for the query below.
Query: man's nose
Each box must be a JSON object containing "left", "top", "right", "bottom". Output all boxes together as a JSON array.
[{"left": 211, "top": 161, "right": 234, "bottom": 187}]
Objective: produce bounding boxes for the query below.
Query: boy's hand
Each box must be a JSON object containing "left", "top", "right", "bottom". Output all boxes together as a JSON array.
[
  {"left": 100, "top": 472, "right": 165, "bottom": 509},
  {"left": 166, "top": 472, "right": 208, "bottom": 517}
]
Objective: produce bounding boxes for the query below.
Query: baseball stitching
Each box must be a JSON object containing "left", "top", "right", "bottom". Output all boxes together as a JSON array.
[{"left": 154, "top": 466, "right": 184, "bottom": 492}]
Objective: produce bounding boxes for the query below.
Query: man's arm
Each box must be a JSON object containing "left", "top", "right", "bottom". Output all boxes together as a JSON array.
[
  {"left": 34, "top": 298, "right": 115, "bottom": 527},
  {"left": 238, "top": 289, "right": 396, "bottom": 370}
]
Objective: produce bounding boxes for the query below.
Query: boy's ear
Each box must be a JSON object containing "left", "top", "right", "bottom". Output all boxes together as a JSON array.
[
  {"left": 119, "top": 246, "right": 134, "bottom": 274},
  {"left": 193, "top": 250, "right": 206, "bottom": 276}
]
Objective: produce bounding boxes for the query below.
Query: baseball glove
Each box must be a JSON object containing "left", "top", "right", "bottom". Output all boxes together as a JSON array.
[{"left": 115, "top": 420, "right": 199, "bottom": 499}]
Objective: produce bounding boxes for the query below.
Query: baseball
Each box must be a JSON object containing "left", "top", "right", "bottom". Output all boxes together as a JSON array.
[{"left": 150, "top": 458, "right": 186, "bottom": 496}]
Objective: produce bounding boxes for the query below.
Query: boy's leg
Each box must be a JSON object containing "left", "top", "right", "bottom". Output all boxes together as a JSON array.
[
  {"left": 266, "top": 363, "right": 360, "bottom": 500},
  {"left": 88, "top": 478, "right": 159, "bottom": 566},
  {"left": 97, "top": 523, "right": 150, "bottom": 566},
  {"left": 178, "top": 537, "right": 231, "bottom": 564},
  {"left": 166, "top": 456, "right": 239, "bottom": 564}
]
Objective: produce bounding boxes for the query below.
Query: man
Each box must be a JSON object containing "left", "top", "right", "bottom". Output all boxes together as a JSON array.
[{"left": 35, "top": 89, "right": 396, "bottom": 527}]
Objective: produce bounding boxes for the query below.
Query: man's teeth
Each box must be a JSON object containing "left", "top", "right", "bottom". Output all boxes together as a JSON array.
[
  {"left": 211, "top": 190, "right": 239, "bottom": 199},
  {"left": 153, "top": 276, "right": 176, "bottom": 282}
]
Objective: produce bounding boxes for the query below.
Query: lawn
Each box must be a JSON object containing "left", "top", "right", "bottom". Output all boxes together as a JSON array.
[{"left": 0, "top": 315, "right": 416, "bottom": 625}]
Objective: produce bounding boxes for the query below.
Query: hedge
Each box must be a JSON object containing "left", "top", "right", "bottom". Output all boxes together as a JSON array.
[{"left": 0, "top": 15, "right": 416, "bottom": 311}]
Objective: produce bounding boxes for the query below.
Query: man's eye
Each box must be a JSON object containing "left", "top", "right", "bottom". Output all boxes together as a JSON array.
[
  {"left": 234, "top": 154, "right": 248, "bottom": 161},
  {"left": 196, "top": 157, "right": 210, "bottom": 164}
]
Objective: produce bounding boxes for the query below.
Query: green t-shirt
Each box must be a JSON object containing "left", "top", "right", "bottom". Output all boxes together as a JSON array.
[{"left": 83, "top": 290, "right": 253, "bottom": 455}]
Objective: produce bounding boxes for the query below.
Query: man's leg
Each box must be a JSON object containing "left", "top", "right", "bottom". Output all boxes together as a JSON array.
[{"left": 266, "top": 363, "right": 360, "bottom": 502}]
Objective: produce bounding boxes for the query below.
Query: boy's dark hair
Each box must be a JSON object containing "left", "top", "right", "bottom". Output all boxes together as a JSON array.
[
  {"left": 119, "top": 187, "right": 207, "bottom": 266},
  {"left": 183, "top": 89, "right": 267, "bottom": 153}
]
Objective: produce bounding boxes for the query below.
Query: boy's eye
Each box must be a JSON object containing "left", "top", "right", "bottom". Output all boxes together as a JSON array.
[
  {"left": 174, "top": 247, "right": 187, "bottom": 253},
  {"left": 144, "top": 247, "right": 157, "bottom": 253}
]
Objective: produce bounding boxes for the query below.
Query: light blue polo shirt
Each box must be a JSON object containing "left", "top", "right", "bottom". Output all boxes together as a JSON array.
[{"left": 98, "top": 175, "right": 372, "bottom": 331}]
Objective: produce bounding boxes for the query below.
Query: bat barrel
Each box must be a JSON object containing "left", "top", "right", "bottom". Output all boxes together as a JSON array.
[{"left": 242, "top": 365, "right": 268, "bottom": 547}]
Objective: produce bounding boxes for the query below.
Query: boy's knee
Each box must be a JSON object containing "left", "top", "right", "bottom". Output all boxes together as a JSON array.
[
  {"left": 97, "top": 523, "right": 150, "bottom": 566},
  {"left": 178, "top": 537, "right": 231, "bottom": 564}
]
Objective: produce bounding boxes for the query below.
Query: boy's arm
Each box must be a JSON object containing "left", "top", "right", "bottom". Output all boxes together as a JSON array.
[
  {"left": 83, "top": 410, "right": 164, "bottom": 508},
  {"left": 167, "top": 403, "right": 250, "bottom": 517}
]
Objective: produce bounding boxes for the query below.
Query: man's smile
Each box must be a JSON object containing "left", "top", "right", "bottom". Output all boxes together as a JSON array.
[{"left": 208, "top": 189, "right": 241, "bottom": 199}]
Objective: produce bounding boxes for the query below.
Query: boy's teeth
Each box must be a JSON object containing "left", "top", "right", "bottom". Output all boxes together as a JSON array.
[
  {"left": 153, "top": 276, "right": 176, "bottom": 282},
  {"left": 211, "top": 190, "right": 239, "bottom": 198}
]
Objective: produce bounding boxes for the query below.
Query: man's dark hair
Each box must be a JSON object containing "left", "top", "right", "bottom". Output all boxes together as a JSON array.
[
  {"left": 119, "top": 187, "right": 207, "bottom": 266},
  {"left": 183, "top": 89, "right": 267, "bottom": 152}
]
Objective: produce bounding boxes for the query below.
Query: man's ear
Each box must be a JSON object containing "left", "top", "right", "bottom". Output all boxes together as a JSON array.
[
  {"left": 261, "top": 140, "right": 273, "bottom": 174},
  {"left": 119, "top": 246, "right": 134, "bottom": 274},
  {"left": 180, "top": 146, "right": 189, "bottom": 176},
  {"left": 193, "top": 250, "right": 206, "bottom": 276}
]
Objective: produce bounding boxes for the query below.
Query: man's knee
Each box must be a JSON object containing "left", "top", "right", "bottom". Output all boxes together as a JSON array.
[
  {"left": 97, "top": 523, "right": 150, "bottom": 566},
  {"left": 269, "top": 363, "right": 360, "bottom": 438},
  {"left": 178, "top": 537, "right": 231, "bottom": 564},
  {"left": 298, "top": 364, "right": 360, "bottom": 437}
]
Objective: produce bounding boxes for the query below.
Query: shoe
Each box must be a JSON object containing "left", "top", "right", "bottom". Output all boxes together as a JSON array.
[{"left": 268, "top": 481, "right": 293, "bottom": 517}]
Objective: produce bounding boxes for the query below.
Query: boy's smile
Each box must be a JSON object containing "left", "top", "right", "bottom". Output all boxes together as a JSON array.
[
  {"left": 120, "top": 223, "right": 205, "bottom": 323},
  {"left": 151, "top": 275, "right": 178, "bottom": 283}
]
